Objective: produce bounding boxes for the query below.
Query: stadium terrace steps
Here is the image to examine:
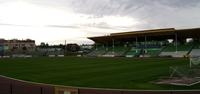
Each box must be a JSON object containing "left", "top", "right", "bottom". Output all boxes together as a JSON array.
[
  {"left": 159, "top": 44, "right": 193, "bottom": 57},
  {"left": 103, "top": 46, "right": 129, "bottom": 57},
  {"left": 145, "top": 48, "right": 162, "bottom": 57},
  {"left": 163, "top": 44, "right": 192, "bottom": 52},
  {"left": 190, "top": 49, "right": 200, "bottom": 57},
  {"left": 87, "top": 46, "right": 129, "bottom": 57},
  {"left": 159, "top": 51, "right": 188, "bottom": 57},
  {"left": 126, "top": 47, "right": 140, "bottom": 57},
  {"left": 87, "top": 47, "right": 107, "bottom": 57}
]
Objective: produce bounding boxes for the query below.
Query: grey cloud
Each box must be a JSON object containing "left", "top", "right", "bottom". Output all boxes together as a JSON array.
[
  {"left": 156, "top": 0, "right": 200, "bottom": 8},
  {"left": 21, "top": 0, "right": 200, "bottom": 30},
  {"left": 1, "top": 0, "right": 200, "bottom": 44},
  {"left": 28, "top": 0, "right": 200, "bottom": 18},
  {"left": 46, "top": 25, "right": 80, "bottom": 29},
  {"left": 44, "top": 0, "right": 200, "bottom": 16},
  {"left": 0, "top": 23, "right": 30, "bottom": 27}
]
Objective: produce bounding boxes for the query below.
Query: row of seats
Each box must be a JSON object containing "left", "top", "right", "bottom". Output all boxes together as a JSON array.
[
  {"left": 87, "top": 43, "right": 199, "bottom": 57},
  {"left": 137, "top": 45, "right": 162, "bottom": 49},
  {"left": 162, "top": 44, "right": 192, "bottom": 52},
  {"left": 87, "top": 45, "right": 162, "bottom": 57},
  {"left": 146, "top": 48, "right": 162, "bottom": 57}
]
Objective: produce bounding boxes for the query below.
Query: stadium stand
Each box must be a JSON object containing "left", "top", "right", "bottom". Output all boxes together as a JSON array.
[{"left": 87, "top": 28, "right": 200, "bottom": 58}]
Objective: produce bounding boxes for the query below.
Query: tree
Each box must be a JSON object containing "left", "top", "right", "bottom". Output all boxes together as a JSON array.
[{"left": 66, "top": 44, "right": 80, "bottom": 52}]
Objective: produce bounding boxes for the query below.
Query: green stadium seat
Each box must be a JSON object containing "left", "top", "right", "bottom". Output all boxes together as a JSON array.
[
  {"left": 103, "top": 46, "right": 129, "bottom": 57},
  {"left": 163, "top": 44, "right": 192, "bottom": 52},
  {"left": 126, "top": 47, "right": 141, "bottom": 57},
  {"left": 146, "top": 48, "right": 161, "bottom": 57}
]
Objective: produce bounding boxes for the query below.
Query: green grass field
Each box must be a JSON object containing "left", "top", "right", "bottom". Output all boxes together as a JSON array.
[{"left": 0, "top": 57, "right": 199, "bottom": 90}]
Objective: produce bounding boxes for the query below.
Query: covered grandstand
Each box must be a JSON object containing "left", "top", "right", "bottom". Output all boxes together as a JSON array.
[{"left": 87, "top": 28, "right": 200, "bottom": 57}]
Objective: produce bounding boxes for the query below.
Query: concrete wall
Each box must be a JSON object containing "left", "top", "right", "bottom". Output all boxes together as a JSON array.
[
  {"left": 0, "top": 76, "right": 54, "bottom": 94},
  {"left": 0, "top": 75, "right": 200, "bottom": 94}
]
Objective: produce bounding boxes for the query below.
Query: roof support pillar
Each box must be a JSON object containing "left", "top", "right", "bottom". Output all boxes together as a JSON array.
[
  {"left": 112, "top": 39, "right": 115, "bottom": 54},
  {"left": 106, "top": 42, "right": 108, "bottom": 51},
  {"left": 136, "top": 37, "right": 138, "bottom": 53},
  {"left": 145, "top": 36, "right": 147, "bottom": 49},
  {"left": 95, "top": 43, "right": 98, "bottom": 50}
]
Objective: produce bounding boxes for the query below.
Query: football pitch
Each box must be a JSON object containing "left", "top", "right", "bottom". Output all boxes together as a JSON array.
[{"left": 0, "top": 57, "right": 199, "bottom": 90}]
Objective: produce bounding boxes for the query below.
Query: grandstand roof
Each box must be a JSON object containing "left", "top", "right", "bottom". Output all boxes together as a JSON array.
[{"left": 88, "top": 28, "right": 200, "bottom": 43}]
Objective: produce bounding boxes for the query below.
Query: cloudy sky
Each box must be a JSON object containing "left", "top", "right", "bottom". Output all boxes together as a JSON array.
[{"left": 0, "top": 0, "right": 200, "bottom": 45}]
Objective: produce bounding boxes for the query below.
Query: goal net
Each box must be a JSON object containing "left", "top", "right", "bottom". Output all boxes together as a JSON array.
[{"left": 155, "top": 57, "right": 200, "bottom": 86}]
